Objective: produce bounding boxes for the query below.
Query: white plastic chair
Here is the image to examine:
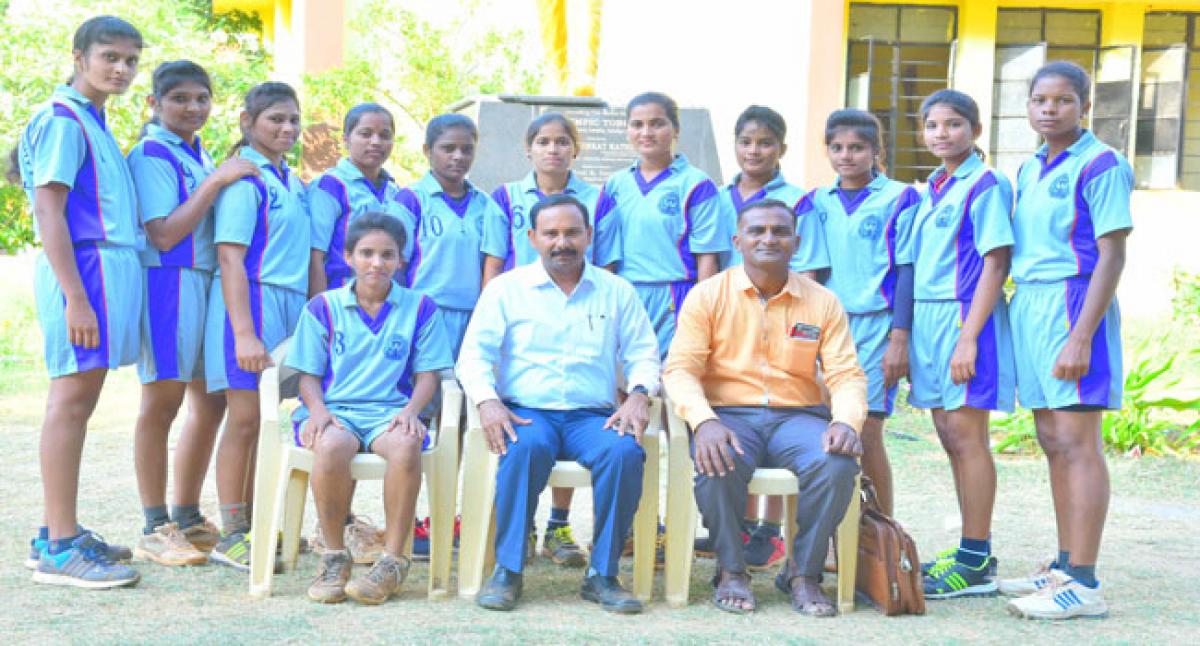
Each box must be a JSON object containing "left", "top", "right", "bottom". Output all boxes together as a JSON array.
[
  {"left": 248, "top": 339, "right": 463, "bottom": 599},
  {"left": 661, "top": 400, "right": 860, "bottom": 612},
  {"left": 456, "top": 397, "right": 663, "bottom": 602}
]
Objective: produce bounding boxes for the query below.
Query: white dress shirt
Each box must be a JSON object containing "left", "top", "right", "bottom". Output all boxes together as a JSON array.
[{"left": 456, "top": 261, "right": 661, "bottom": 410}]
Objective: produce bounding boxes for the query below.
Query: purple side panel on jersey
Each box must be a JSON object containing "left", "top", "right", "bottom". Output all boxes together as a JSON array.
[
  {"left": 306, "top": 294, "right": 336, "bottom": 393},
  {"left": 963, "top": 301, "right": 1000, "bottom": 410},
  {"left": 678, "top": 180, "right": 717, "bottom": 280},
  {"left": 142, "top": 140, "right": 195, "bottom": 267},
  {"left": 223, "top": 281, "right": 264, "bottom": 390},
  {"left": 1064, "top": 276, "right": 1113, "bottom": 406},
  {"left": 398, "top": 296, "right": 439, "bottom": 397},
  {"left": 242, "top": 176, "right": 270, "bottom": 282},
  {"left": 397, "top": 189, "right": 424, "bottom": 287},
  {"left": 953, "top": 173, "right": 998, "bottom": 301},
  {"left": 491, "top": 185, "right": 517, "bottom": 271},
  {"left": 317, "top": 174, "right": 353, "bottom": 285},
  {"left": 52, "top": 104, "right": 107, "bottom": 244},
  {"left": 1071, "top": 151, "right": 1119, "bottom": 277},
  {"left": 68, "top": 244, "right": 111, "bottom": 371},
  {"left": 146, "top": 266, "right": 182, "bottom": 380},
  {"left": 633, "top": 166, "right": 673, "bottom": 196}
]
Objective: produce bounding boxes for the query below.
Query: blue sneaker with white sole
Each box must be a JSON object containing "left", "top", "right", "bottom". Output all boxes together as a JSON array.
[
  {"left": 26, "top": 527, "right": 132, "bottom": 570},
  {"left": 32, "top": 533, "right": 140, "bottom": 589}
]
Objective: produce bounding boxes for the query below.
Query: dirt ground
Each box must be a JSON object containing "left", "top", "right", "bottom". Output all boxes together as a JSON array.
[{"left": 1, "top": 367, "right": 1197, "bottom": 644}]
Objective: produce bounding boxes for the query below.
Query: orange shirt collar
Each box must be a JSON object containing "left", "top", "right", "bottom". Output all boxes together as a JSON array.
[{"left": 732, "top": 265, "right": 805, "bottom": 301}]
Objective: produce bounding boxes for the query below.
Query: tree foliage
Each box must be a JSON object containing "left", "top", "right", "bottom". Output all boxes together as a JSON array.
[{"left": 0, "top": 0, "right": 540, "bottom": 252}]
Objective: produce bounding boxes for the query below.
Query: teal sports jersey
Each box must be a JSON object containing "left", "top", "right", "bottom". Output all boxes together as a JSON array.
[
  {"left": 213, "top": 146, "right": 310, "bottom": 294},
  {"left": 491, "top": 171, "right": 621, "bottom": 270},
  {"left": 128, "top": 122, "right": 217, "bottom": 271},
  {"left": 393, "top": 172, "right": 509, "bottom": 311},
  {"left": 603, "top": 154, "right": 729, "bottom": 283},
  {"left": 721, "top": 172, "right": 827, "bottom": 272},
  {"left": 309, "top": 157, "right": 408, "bottom": 287},
  {"left": 1011, "top": 130, "right": 1134, "bottom": 284},
  {"left": 18, "top": 85, "right": 141, "bottom": 248},
  {"left": 906, "top": 155, "right": 1014, "bottom": 301},
  {"left": 809, "top": 174, "right": 921, "bottom": 313},
  {"left": 285, "top": 280, "right": 454, "bottom": 423}
]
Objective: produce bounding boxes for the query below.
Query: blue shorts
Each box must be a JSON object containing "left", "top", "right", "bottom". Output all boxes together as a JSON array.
[
  {"left": 35, "top": 245, "right": 141, "bottom": 378},
  {"left": 909, "top": 299, "right": 1015, "bottom": 412},
  {"left": 291, "top": 404, "right": 432, "bottom": 451},
  {"left": 441, "top": 307, "right": 472, "bottom": 361},
  {"left": 203, "top": 279, "right": 304, "bottom": 393},
  {"left": 633, "top": 280, "right": 694, "bottom": 358},
  {"left": 848, "top": 310, "right": 897, "bottom": 416},
  {"left": 138, "top": 266, "right": 212, "bottom": 384},
  {"left": 1011, "top": 278, "right": 1123, "bottom": 410}
]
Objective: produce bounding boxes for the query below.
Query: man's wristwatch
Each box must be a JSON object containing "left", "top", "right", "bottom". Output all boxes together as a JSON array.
[{"left": 629, "top": 385, "right": 649, "bottom": 396}]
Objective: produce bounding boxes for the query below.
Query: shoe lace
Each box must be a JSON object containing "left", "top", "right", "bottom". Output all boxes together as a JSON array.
[
  {"left": 552, "top": 526, "right": 579, "bottom": 548},
  {"left": 76, "top": 535, "right": 114, "bottom": 564},
  {"left": 161, "top": 524, "right": 195, "bottom": 550},
  {"left": 317, "top": 551, "right": 349, "bottom": 582},
  {"left": 368, "top": 555, "right": 409, "bottom": 585},
  {"left": 927, "top": 558, "right": 957, "bottom": 579}
]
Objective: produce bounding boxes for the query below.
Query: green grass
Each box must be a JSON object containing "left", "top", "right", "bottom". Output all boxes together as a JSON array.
[{"left": 2, "top": 369, "right": 1199, "bottom": 644}]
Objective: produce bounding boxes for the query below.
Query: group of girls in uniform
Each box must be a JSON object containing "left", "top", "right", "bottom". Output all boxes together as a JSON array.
[{"left": 18, "top": 14, "right": 1129, "bottom": 621}]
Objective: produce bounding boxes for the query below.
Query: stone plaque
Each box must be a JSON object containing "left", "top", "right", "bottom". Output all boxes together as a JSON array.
[{"left": 454, "top": 95, "right": 723, "bottom": 193}]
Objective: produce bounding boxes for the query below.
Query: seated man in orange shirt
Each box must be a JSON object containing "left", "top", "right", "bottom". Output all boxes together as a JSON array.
[{"left": 663, "top": 199, "right": 868, "bottom": 617}]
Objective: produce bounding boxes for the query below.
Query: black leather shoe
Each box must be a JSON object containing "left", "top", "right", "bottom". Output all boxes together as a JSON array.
[
  {"left": 581, "top": 574, "right": 643, "bottom": 614},
  {"left": 476, "top": 566, "right": 523, "bottom": 611}
]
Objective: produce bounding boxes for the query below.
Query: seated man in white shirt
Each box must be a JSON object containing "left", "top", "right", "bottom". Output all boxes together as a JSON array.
[{"left": 457, "top": 194, "right": 660, "bottom": 614}]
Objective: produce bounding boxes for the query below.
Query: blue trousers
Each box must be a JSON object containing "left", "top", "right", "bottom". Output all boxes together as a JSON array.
[{"left": 495, "top": 406, "right": 645, "bottom": 576}]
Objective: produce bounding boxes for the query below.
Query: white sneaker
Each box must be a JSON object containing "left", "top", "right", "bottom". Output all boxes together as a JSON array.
[
  {"left": 998, "top": 558, "right": 1067, "bottom": 596},
  {"left": 1006, "top": 578, "right": 1108, "bottom": 620}
]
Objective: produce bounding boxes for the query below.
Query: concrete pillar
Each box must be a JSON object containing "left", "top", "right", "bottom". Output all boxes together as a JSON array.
[
  {"left": 799, "top": 0, "right": 847, "bottom": 189},
  {"left": 953, "top": 0, "right": 998, "bottom": 149}
]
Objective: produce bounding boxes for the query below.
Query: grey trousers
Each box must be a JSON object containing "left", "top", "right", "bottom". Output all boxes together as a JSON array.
[{"left": 692, "top": 407, "right": 859, "bottom": 577}]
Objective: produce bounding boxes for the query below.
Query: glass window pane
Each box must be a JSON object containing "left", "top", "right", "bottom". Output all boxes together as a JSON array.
[
  {"left": 849, "top": 5, "right": 898, "bottom": 41},
  {"left": 1143, "top": 13, "right": 1187, "bottom": 47},
  {"left": 1193, "top": 16, "right": 1200, "bottom": 48},
  {"left": 899, "top": 7, "right": 955, "bottom": 43},
  {"left": 997, "top": 9, "right": 1042, "bottom": 45},
  {"left": 1045, "top": 11, "right": 1100, "bottom": 46}
]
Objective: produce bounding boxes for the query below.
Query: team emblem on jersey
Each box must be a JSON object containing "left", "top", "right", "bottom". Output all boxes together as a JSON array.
[
  {"left": 858, "top": 215, "right": 882, "bottom": 239},
  {"left": 934, "top": 204, "right": 954, "bottom": 228},
  {"left": 384, "top": 334, "right": 406, "bottom": 360},
  {"left": 1049, "top": 174, "right": 1070, "bottom": 198},
  {"left": 658, "top": 193, "right": 681, "bottom": 216}
]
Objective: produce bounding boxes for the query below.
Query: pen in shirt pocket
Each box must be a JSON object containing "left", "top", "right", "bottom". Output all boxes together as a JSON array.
[{"left": 587, "top": 313, "right": 607, "bottom": 331}]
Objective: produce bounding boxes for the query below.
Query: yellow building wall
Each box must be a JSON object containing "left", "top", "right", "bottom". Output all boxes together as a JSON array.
[{"left": 213, "top": 0, "right": 344, "bottom": 83}]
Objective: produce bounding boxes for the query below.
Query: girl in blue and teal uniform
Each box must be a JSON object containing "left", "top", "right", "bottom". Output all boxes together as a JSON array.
[
  {"left": 1001, "top": 61, "right": 1133, "bottom": 621},
  {"left": 394, "top": 114, "right": 509, "bottom": 359},
  {"left": 18, "top": 15, "right": 144, "bottom": 589},
  {"left": 810, "top": 109, "right": 921, "bottom": 521},
  {"left": 907, "top": 90, "right": 1016, "bottom": 600},
  {"left": 204, "top": 82, "right": 310, "bottom": 570},
  {"left": 308, "top": 103, "right": 408, "bottom": 296},
  {"left": 129, "top": 60, "right": 259, "bottom": 566},
  {"left": 604, "top": 92, "right": 728, "bottom": 358}
]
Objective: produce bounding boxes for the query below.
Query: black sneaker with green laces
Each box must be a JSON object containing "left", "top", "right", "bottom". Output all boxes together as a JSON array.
[{"left": 923, "top": 555, "right": 999, "bottom": 599}]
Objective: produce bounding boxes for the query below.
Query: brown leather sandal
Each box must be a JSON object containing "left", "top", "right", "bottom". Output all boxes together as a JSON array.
[
  {"left": 710, "top": 569, "right": 757, "bottom": 614},
  {"left": 774, "top": 558, "right": 836, "bottom": 617}
]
